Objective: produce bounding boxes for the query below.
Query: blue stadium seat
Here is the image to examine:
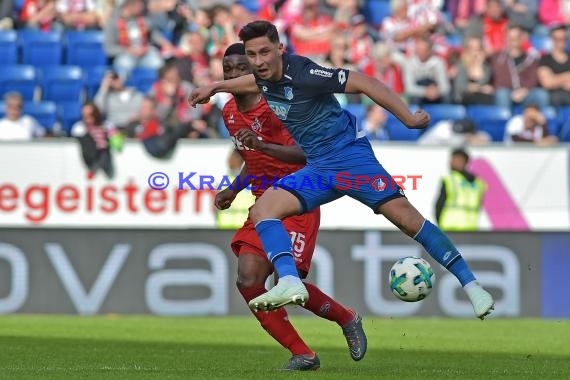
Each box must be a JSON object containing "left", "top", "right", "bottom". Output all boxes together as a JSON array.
[
  {"left": 556, "top": 107, "right": 570, "bottom": 141},
  {"left": 423, "top": 104, "right": 466, "bottom": 127},
  {"left": 23, "top": 101, "right": 57, "bottom": 131},
  {"left": 39, "top": 65, "right": 84, "bottom": 102},
  {"left": 385, "top": 114, "right": 422, "bottom": 141},
  {"left": 65, "top": 31, "right": 107, "bottom": 67},
  {"left": 57, "top": 101, "right": 83, "bottom": 136},
  {"left": 0, "top": 65, "right": 37, "bottom": 101},
  {"left": 83, "top": 65, "right": 109, "bottom": 100},
  {"left": 466, "top": 105, "right": 511, "bottom": 142},
  {"left": 542, "top": 106, "right": 560, "bottom": 136},
  {"left": 19, "top": 30, "right": 63, "bottom": 67},
  {"left": 559, "top": 123, "right": 570, "bottom": 142},
  {"left": 126, "top": 68, "right": 158, "bottom": 93},
  {"left": 0, "top": 31, "right": 19, "bottom": 65},
  {"left": 530, "top": 34, "right": 552, "bottom": 54},
  {"left": 446, "top": 33, "right": 464, "bottom": 48},
  {"left": 363, "top": 0, "right": 391, "bottom": 27},
  {"left": 236, "top": 0, "right": 260, "bottom": 13},
  {"left": 557, "top": 106, "right": 570, "bottom": 119},
  {"left": 14, "top": 0, "right": 25, "bottom": 12},
  {"left": 557, "top": 106, "right": 570, "bottom": 128}
]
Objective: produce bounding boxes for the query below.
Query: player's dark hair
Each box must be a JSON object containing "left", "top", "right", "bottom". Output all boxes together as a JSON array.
[
  {"left": 224, "top": 43, "right": 246, "bottom": 57},
  {"left": 451, "top": 148, "right": 469, "bottom": 163},
  {"left": 239, "top": 20, "right": 280, "bottom": 44}
]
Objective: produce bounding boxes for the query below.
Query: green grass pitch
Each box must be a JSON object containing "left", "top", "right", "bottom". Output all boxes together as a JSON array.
[{"left": 1, "top": 315, "right": 569, "bottom": 379}]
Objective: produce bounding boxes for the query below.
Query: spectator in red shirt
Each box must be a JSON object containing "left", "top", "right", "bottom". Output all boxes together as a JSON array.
[
  {"left": 289, "top": 0, "right": 335, "bottom": 60},
  {"left": 465, "top": 0, "right": 509, "bottom": 55},
  {"left": 147, "top": 62, "right": 198, "bottom": 130},
  {"left": 347, "top": 14, "right": 374, "bottom": 67},
  {"left": 19, "top": 0, "right": 56, "bottom": 30},
  {"left": 363, "top": 42, "right": 404, "bottom": 95},
  {"left": 133, "top": 97, "right": 203, "bottom": 159}
]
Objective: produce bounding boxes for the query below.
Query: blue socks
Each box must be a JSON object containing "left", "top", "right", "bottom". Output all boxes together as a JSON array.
[
  {"left": 414, "top": 220, "right": 476, "bottom": 287},
  {"left": 255, "top": 219, "right": 299, "bottom": 279}
]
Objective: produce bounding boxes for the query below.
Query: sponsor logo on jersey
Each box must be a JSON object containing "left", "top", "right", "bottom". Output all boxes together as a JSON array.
[
  {"left": 228, "top": 113, "right": 234, "bottom": 124},
  {"left": 251, "top": 117, "right": 262, "bottom": 132},
  {"left": 262, "top": 86, "right": 268, "bottom": 92},
  {"left": 309, "top": 68, "right": 333, "bottom": 78},
  {"left": 284, "top": 86, "right": 294, "bottom": 100},
  {"left": 267, "top": 101, "right": 291, "bottom": 121}
]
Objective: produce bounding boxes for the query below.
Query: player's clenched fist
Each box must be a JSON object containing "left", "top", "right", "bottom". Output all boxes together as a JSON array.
[
  {"left": 188, "top": 85, "right": 216, "bottom": 107},
  {"left": 215, "top": 188, "right": 237, "bottom": 210},
  {"left": 406, "top": 110, "right": 430, "bottom": 129},
  {"left": 235, "top": 128, "right": 264, "bottom": 151}
]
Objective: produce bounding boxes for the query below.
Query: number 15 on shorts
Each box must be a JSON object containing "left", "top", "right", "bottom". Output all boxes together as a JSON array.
[{"left": 289, "top": 231, "right": 305, "bottom": 256}]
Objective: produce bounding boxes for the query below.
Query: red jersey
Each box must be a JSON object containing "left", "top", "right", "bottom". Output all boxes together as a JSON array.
[{"left": 222, "top": 97, "right": 304, "bottom": 198}]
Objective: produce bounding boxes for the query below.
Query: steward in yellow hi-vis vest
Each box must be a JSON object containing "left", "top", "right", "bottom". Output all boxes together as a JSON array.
[
  {"left": 216, "top": 174, "right": 255, "bottom": 230},
  {"left": 436, "top": 148, "right": 486, "bottom": 231}
]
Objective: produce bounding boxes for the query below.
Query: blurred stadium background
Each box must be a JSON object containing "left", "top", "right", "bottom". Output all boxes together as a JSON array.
[{"left": 0, "top": 0, "right": 570, "bottom": 378}]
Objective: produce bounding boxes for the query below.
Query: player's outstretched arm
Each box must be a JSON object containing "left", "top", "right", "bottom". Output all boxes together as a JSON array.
[
  {"left": 188, "top": 74, "right": 260, "bottom": 107},
  {"left": 344, "top": 71, "right": 430, "bottom": 129},
  {"left": 236, "top": 129, "right": 306, "bottom": 164}
]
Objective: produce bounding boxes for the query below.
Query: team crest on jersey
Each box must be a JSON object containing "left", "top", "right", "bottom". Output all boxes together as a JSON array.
[
  {"left": 375, "top": 177, "right": 385, "bottom": 191},
  {"left": 228, "top": 113, "right": 234, "bottom": 124},
  {"left": 251, "top": 117, "right": 262, "bottom": 132},
  {"left": 284, "top": 87, "right": 294, "bottom": 100}
]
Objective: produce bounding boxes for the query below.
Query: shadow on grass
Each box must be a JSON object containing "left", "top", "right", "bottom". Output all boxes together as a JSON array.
[{"left": 0, "top": 335, "right": 569, "bottom": 380}]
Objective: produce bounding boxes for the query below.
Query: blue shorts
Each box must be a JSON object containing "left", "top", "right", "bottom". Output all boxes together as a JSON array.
[{"left": 277, "top": 137, "right": 406, "bottom": 214}]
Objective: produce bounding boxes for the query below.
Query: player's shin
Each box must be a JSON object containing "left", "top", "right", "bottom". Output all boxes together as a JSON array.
[
  {"left": 254, "top": 219, "right": 300, "bottom": 280},
  {"left": 413, "top": 219, "right": 476, "bottom": 286},
  {"left": 238, "top": 284, "right": 313, "bottom": 356},
  {"left": 414, "top": 219, "right": 495, "bottom": 319},
  {"left": 303, "top": 282, "right": 354, "bottom": 326}
]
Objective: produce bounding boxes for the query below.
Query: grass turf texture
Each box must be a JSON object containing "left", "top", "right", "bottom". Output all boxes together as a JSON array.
[{"left": 0, "top": 315, "right": 569, "bottom": 379}]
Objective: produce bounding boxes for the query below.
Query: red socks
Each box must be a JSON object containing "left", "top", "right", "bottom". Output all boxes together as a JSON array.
[
  {"left": 238, "top": 284, "right": 313, "bottom": 356},
  {"left": 303, "top": 282, "right": 354, "bottom": 327},
  {"left": 238, "top": 282, "right": 354, "bottom": 357}
]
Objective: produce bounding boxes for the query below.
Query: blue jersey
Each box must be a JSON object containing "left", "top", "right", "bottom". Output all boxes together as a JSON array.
[{"left": 254, "top": 53, "right": 356, "bottom": 163}]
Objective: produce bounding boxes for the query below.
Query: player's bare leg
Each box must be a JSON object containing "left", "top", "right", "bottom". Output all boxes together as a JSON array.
[
  {"left": 379, "top": 197, "right": 495, "bottom": 319},
  {"left": 236, "top": 253, "right": 319, "bottom": 370},
  {"left": 248, "top": 188, "right": 309, "bottom": 312}
]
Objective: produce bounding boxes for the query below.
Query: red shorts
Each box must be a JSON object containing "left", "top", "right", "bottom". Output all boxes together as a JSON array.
[{"left": 230, "top": 207, "right": 321, "bottom": 276}]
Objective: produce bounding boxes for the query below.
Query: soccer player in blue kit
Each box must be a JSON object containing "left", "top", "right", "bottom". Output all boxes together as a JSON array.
[{"left": 189, "top": 21, "right": 495, "bottom": 319}]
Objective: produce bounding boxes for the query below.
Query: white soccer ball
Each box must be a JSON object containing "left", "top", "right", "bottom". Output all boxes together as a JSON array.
[{"left": 389, "top": 257, "right": 435, "bottom": 302}]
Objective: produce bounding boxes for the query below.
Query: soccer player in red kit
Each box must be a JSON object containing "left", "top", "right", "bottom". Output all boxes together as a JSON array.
[{"left": 215, "top": 43, "right": 367, "bottom": 371}]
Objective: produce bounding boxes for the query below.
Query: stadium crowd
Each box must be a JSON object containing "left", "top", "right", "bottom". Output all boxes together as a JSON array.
[{"left": 0, "top": 0, "right": 570, "bottom": 151}]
